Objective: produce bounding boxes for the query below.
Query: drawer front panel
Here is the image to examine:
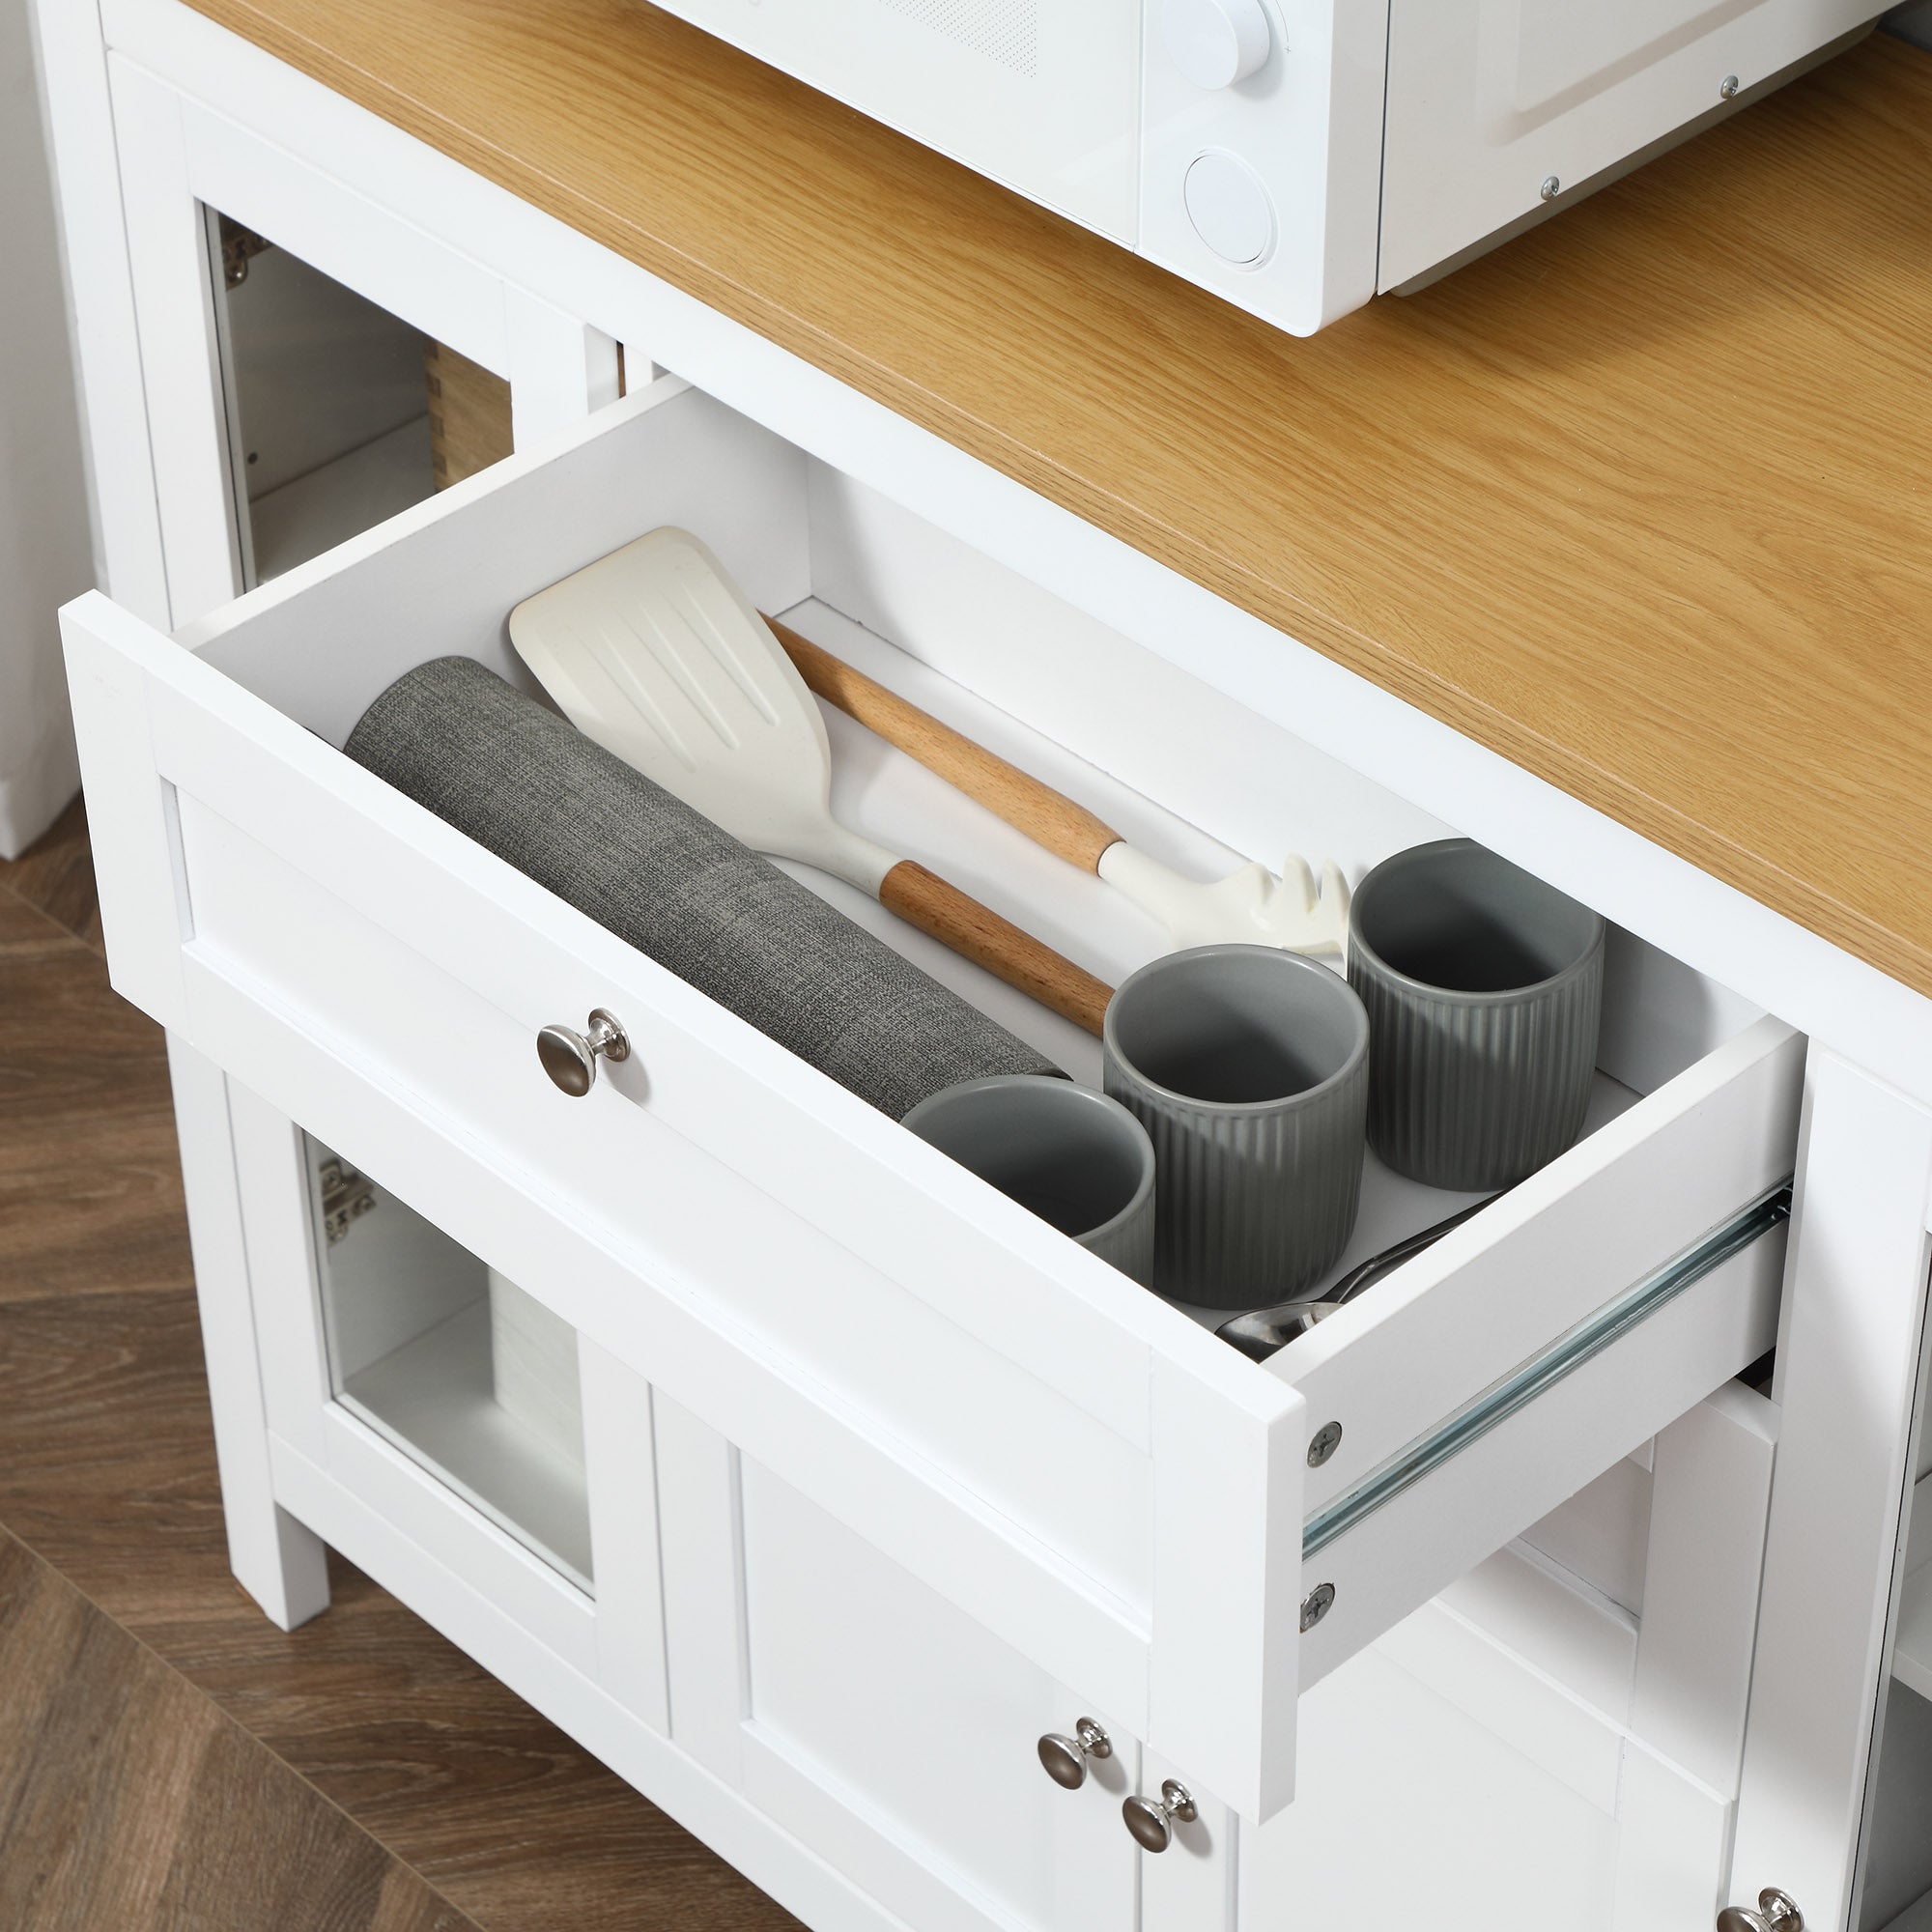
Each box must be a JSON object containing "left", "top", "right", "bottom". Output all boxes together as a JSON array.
[
  {"left": 1298, "top": 1215, "right": 1788, "bottom": 1684},
  {"left": 1277, "top": 1016, "right": 1804, "bottom": 1511}
]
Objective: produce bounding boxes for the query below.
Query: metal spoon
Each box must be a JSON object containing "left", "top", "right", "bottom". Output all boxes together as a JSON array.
[{"left": 1214, "top": 1198, "right": 1497, "bottom": 1362}]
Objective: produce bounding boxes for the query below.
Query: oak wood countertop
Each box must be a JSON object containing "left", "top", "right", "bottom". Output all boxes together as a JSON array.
[{"left": 185, "top": 0, "right": 1932, "bottom": 1003}]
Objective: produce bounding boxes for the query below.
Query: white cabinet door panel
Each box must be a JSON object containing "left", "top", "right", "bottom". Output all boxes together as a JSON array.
[
  {"left": 1244, "top": 1628, "right": 1735, "bottom": 1932},
  {"left": 658, "top": 1395, "right": 1140, "bottom": 1932}
]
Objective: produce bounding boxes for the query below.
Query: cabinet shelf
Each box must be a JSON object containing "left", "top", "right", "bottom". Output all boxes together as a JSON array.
[{"left": 249, "top": 416, "right": 436, "bottom": 582}]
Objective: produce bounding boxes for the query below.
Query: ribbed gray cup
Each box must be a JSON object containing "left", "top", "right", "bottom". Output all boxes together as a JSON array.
[
  {"left": 901, "top": 1076, "right": 1157, "bottom": 1286},
  {"left": 1102, "top": 947, "right": 1369, "bottom": 1309},
  {"left": 1348, "top": 839, "right": 1605, "bottom": 1191}
]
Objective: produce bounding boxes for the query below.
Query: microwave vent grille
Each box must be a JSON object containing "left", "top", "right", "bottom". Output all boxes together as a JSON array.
[{"left": 877, "top": 0, "right": 1037, "bottom": 75}]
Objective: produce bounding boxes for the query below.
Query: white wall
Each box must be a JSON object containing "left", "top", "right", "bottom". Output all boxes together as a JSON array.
[{"left": 0, "top": 0, "right": 95, "bottom": 858}]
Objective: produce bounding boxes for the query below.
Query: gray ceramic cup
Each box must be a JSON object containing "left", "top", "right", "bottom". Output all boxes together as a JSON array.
[
  {"left": 1348, "top": 838, "right": 1605, "bottom": 1191},
  {"left": 901, "top": 1075, "right": 1157, "bottom": 1286},
  {"left": 1101, "top": 946, "right": 1370, "bottom": 1309}
]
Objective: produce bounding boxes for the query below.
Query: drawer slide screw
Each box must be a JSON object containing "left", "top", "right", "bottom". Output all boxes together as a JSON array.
[
  {"left": 1307, "top": 1421, "right": 1343, "bottom": 1467},
  {"left": 1300, "top": 1583, "right": 1336, "bottom": 1632}
]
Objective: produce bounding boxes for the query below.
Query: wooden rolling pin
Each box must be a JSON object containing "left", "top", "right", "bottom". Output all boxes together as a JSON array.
[{"left": 769, "top": 618, "right": 1121, "bottom": 869}]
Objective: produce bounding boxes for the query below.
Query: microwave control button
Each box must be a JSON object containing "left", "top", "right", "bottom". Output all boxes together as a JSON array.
[
  {"left": 1183, "top": 152, "right": 1275, "bottom": 265},
  {"left": 1162, "top": 0, "right": 1271, "bottom": 90}
]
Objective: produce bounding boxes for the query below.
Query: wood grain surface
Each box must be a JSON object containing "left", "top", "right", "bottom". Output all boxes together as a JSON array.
[
  {"left": 0, "top": 843, "right": 802, "bottom": 1930},
  {"left": 0, "top": 876, "right": 185, "bottom": 1306},
  {"left": 0, "top": 1531, "right": 474, "bottom": 1931},
  {"left": 424, "top": 340, "right": 512, "bottom": 493},
  {"left": 168, "top": 1, "right": 1932, "bottom": 1003},
  {"left": 0, "top": 796, "right": 101, "bottom": 950}
]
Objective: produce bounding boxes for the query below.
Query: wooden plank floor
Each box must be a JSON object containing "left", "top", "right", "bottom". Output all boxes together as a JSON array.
[
  {"left": 0, "top": 1529, "right": 471, "bottom": 1931},
  {"left": 0, "top": 803, "right": 802, "bottom": 1931}
]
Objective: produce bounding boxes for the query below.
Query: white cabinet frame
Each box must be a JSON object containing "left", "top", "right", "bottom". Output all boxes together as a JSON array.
[
  {"left": 32, "top": 2, "right": 1932, "bottom": 1926},
  {"left": 1730, "top": 1056, "right": 1932, "bottom": 1927}
]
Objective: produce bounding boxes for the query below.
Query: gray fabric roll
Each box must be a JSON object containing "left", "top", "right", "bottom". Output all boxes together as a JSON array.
[{"left": 346, "top": 656, "right": 1063, "bottom": 1119}]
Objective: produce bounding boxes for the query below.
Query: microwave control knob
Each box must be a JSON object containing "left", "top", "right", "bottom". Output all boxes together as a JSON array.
[{"left": 1162, "top": 0, "right": 1272, "bottom": 89}]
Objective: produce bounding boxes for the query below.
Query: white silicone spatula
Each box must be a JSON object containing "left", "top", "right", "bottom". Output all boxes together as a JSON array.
[{"left": 508, "top": 527, "right": 1112, "bottom": 1034}]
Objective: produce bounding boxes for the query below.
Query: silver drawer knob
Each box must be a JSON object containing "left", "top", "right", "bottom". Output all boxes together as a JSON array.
[
  {"left": 1122, "top": 1779, "right": 1197, "bottom": 1853},
  {"left": 1718, "top": 1891, "right": 1803, "bottom": 1932},
  {"left": 1037, "top": 1718, "right": 1112, "bottom": 1789},
  {"left": 536, "top": 1008, "right": 630, "bottom": 1096}
]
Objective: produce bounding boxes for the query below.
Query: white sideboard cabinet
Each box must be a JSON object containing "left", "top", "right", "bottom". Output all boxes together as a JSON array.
[{"left": 30, "top": 4, "right": 1932, "bottom": 1928}]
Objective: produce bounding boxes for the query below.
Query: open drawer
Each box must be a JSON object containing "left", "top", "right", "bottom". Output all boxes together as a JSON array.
[{"left": 61, "top": 376, "right": 1802, "bottom": 1825}]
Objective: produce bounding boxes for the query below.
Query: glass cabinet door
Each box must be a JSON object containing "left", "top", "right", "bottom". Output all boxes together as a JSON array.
[
  {"left": 304, "top": 1136, "right": 593, "bottom": 1592},
  {"left": 202, "top": 210, "right": 622, "bottom": 592},
  {"left": 212, "top": 220, "right": 441, "bottom": 587}
]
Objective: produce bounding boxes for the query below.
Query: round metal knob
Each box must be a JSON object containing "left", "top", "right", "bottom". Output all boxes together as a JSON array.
[
  {"left": 536, "top": 1008, "right": 630, "bottom": 1096},
  {"left": 1122, "top": 1779, "right": 1197, "bottom": 1853},
  {"left": 1037, "top": 1718, "right": 1112, "bottom": 1790},
  {"left": 1717, "top": 1890, "right": 1804, "bottom": 1932}
]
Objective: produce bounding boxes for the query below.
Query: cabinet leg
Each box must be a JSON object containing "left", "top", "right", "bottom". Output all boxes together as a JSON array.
[
  {"left": 236, "top": 1506, "right": 330, "bottom": 1634},
  {"left": 167, "top": 1033, "right": 330, "bottom": 1630}
]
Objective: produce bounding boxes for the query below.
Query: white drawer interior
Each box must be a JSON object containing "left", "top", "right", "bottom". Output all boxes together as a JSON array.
[{"left": 182, "top": 372, "right": 1763, "bottom": 1297}]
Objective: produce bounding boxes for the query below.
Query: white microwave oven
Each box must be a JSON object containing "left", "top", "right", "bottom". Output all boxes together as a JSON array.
[{"left": 648, "top": 0, "right": 1882, "bottom": 334}]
